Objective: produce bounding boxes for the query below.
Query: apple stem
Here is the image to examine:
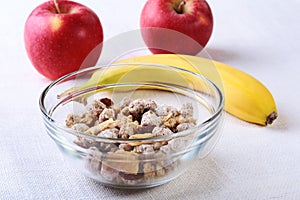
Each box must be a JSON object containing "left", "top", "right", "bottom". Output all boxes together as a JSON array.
[
  {"left": 175, "top": 0, "right": 186, "bottom": 14},
  {"left": 53, "top": 0, "right": 61, "bottom": 14}
]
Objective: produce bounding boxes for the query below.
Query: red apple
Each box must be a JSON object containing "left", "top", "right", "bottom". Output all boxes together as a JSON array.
[
  {"left": 24, "top": 0, "right": 103, "bottom": 80},
  {"left": 140, "top": 0, "right": 213, "bottom": 55}
]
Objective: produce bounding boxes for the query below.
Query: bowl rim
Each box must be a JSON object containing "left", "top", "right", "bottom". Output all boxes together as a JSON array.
[{"left": 39, "top": 62, "right": 224, "bottom": 142}]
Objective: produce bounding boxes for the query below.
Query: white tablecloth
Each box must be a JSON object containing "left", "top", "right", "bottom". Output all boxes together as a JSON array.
[{"left": 1, "top": 0, "right": 299, "bottom": 199}]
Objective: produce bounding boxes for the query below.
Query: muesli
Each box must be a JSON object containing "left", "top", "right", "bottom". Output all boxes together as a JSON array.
[{"left": 65, "top": 97, "right": 197, "bottom": 185}]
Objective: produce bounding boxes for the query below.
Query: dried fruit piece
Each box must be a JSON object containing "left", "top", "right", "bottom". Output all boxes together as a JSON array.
[{"left": 100, "top": 97, "right": 113, "bottom": 107}]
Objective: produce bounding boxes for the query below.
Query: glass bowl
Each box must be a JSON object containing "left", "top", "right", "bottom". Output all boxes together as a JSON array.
[{"left": 39, "top": 63, "right": 224, "bottom": 189}]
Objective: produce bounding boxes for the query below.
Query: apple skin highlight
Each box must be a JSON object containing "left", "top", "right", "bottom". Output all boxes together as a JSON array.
[
  {"left": 24, "top": 1, "right": 103, "bottom": 80},
  {"left": 140, "top": 0, "right": 213, "bottom": 55}
]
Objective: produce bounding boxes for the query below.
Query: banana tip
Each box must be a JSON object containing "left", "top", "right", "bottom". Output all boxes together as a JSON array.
[{"left": 266, "top": 112, "right": 278, "bottom": 125}]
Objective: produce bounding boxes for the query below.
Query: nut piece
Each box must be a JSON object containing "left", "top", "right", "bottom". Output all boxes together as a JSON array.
[
  {"left": 85, "top": 118, "right": 116, "bottom": 135},
  {"left": 129, "top": 133, "right": 154, "bottom": 139},
  {"left": 163, "top": 113, "right": 179, "bottom": 131},
  {"left": 128, "top": 133, "right": 154, "bottom": 146},
  {"left": 102, "top": 151, "right": 139, "bottom": 174}
]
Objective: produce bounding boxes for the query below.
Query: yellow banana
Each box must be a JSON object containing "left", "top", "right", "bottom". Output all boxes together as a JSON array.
[{"left": 59, "top": 54, "right": 277, "bottom": 126}]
